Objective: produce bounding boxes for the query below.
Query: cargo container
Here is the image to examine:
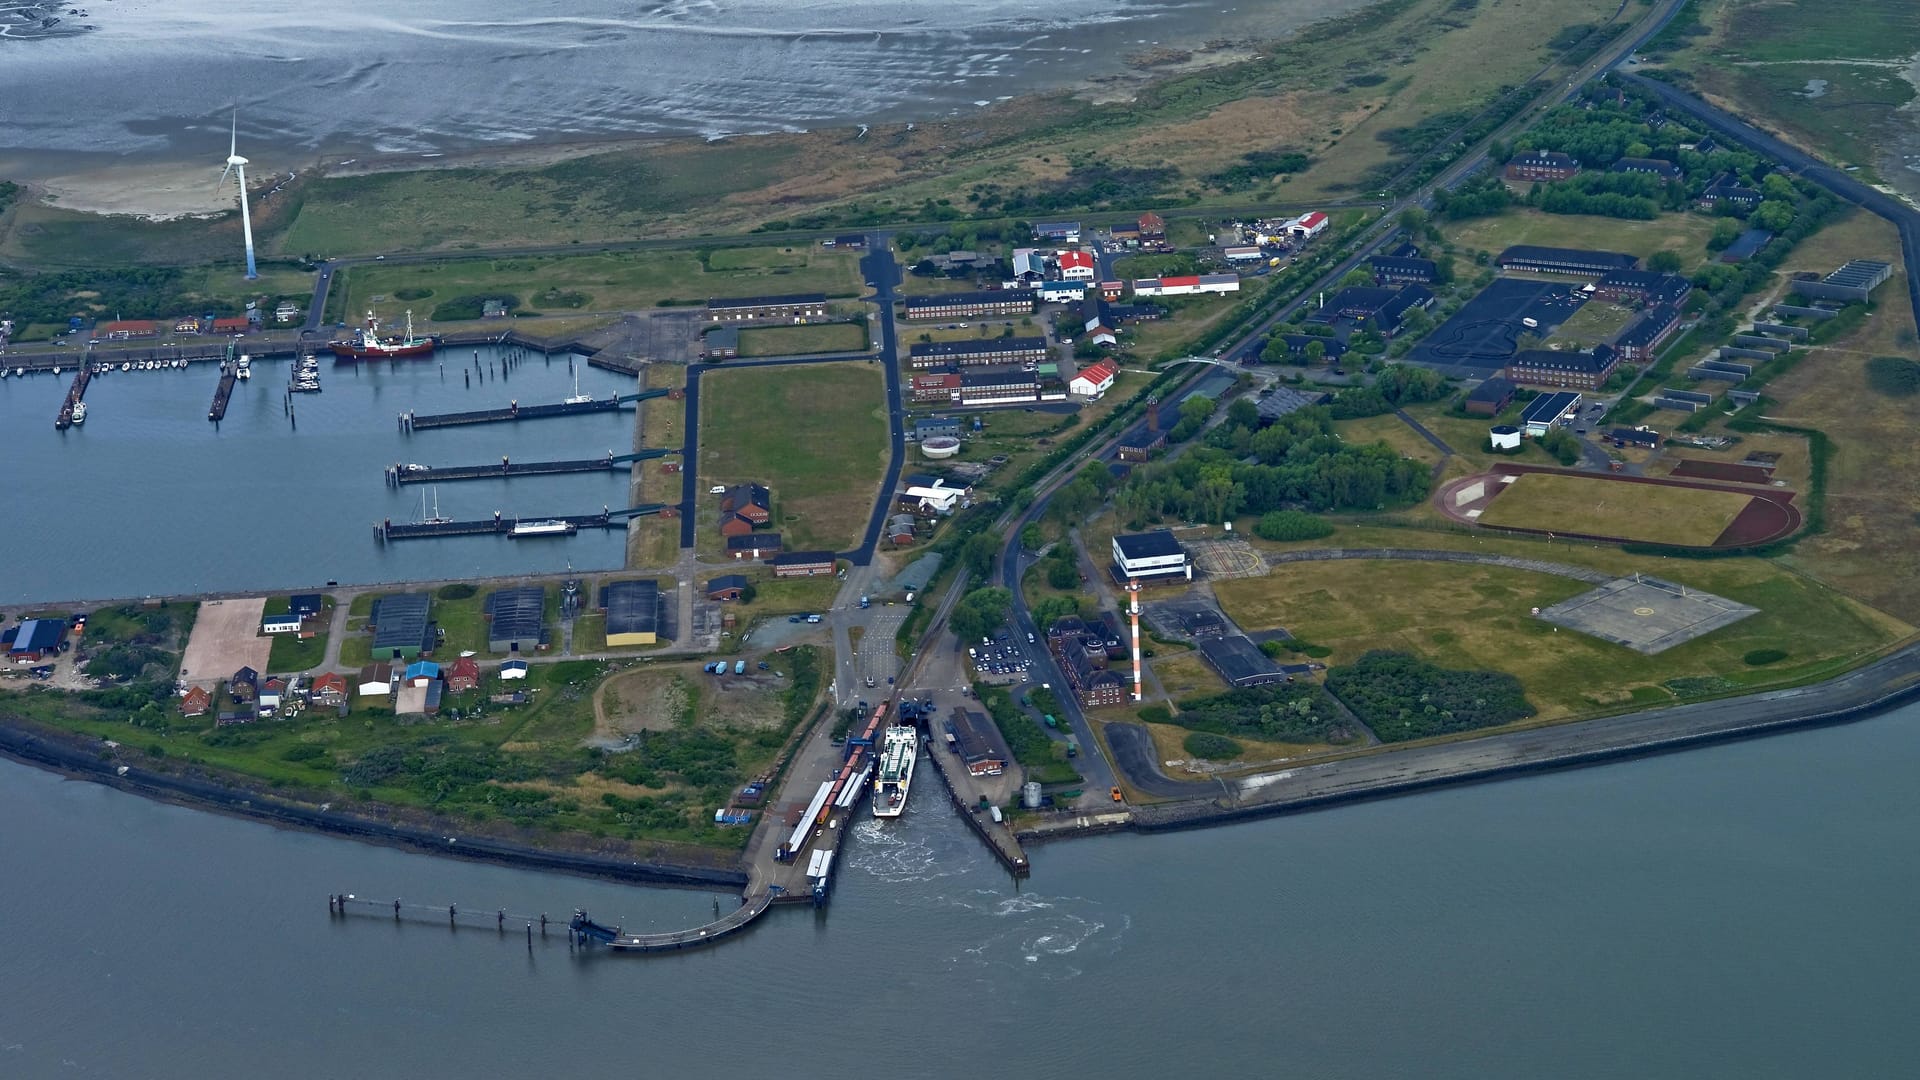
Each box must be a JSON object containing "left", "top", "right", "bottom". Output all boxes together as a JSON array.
[{"left": 734, "top": 660, "right": 745, "bottom": 674}]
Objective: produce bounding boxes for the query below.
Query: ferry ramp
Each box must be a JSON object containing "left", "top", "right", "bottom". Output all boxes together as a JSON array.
[{"left": 572, "top": 891, "right": 778, "bottom": 953}]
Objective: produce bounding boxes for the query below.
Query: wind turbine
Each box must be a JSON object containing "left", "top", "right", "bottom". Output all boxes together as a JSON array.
[{"left": 216, "top": 110, "right": 258, "bottom": 280}]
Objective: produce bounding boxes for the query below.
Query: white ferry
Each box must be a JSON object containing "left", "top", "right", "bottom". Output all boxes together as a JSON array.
[
  {"left": 509, "top": 519, "right": 576, "bottom": 538},
  {"left": 871, "top": 725, "right": 918, "bottom": 819}
]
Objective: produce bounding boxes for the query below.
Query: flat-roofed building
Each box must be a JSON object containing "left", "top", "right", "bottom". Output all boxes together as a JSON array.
[
  {"left": 944, "top": 708, "right": 1009, "bottom": 776},
  {"left": 1519, "top": 390, "right": 1583, "bottom": 437},
  {"left": 1497, "top": 245, "right": 1638, "bottom": 277},
  {"left": 1198, "top": 634, "right": 1294, "bottom": 688},
  {"left": 1112, "top": 531, "right": 1189, "bottom": 582},
  {"left": 770, "top": 551, "right": 836, "bottom": 578}
]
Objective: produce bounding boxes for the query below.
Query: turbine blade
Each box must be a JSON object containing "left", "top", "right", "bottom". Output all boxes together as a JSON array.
[
  {"left": 229, "top": 109, "right": 238, "bottom": 157},
  {"left": 217, "top": 163, "right": 233, "bottom": 193}
]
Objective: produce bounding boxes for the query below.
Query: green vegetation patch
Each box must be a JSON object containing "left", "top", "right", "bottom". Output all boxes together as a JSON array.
[
  {"left": 1181, "top": 731, "right": 1244, "bottom": 760},
  {"left": 1170, "top": 681, "right": 1358, "bottom": 744},
  {"left": 1326, "top": 650, "right": 1533, "bottom": 742},
  {"left": 1865, "top": 356, "right": 1920, "bottom": 398},
  {"left": 735, "top": 322, "right": 867, "bottom": 357},
  {"left": 977, "top": 684, "right": 1080, "bottom": 785},
  {"left": 697, "top": 362, "right": 889, "bottom": 551}
]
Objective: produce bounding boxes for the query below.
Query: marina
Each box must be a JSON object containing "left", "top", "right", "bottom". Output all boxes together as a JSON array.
[{"left": 0, "top": 343, "right": 639, "bottom": 603}]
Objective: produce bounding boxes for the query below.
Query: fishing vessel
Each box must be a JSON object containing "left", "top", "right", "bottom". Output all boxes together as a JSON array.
[
  {"left": 871, "top": 725, "right": 918, "bottom": 819},
  {"left": 235, "top": 355, "right": 252, "bottom": 380},
  {"left": 69, "top": 401, "right": 87, "bottom": 424},
  {"left": 329, "top": 309, "right": 439, "bottom": 361},
  {"left": 509, "top": 519, "right": 576, "bottom": 538}
]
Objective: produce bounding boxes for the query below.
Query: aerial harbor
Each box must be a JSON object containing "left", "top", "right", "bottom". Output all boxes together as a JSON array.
[{"left": 4, "top": 0, "right": 1920, "bottom": 1075}]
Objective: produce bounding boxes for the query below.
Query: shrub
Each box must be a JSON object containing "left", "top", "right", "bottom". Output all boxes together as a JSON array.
[
  {"left": 430, "top": 293, "right": 520, "bottom": 321},
  {"left": 1183, "top": 732, "right": 1244, "bottom": 760},
  {"left": 436, "top": 583, "right": 477, "bottom": 600},
  {"left": 1137, "top": 704, "right": 1172, "bottom": 725},
  {"left": 1326, "top": 651, "right": 1532, "bottom": 742},
  {"left": 1743, "top": 648, "right": 1788, "bottom": 666},
  {"left": 1173, "top": 682, "right": 1352, "bottom": 743},
  {"left": 1865, "top": 356, "right": 1920, "bottom": 398},
  {"left": 1254, "top": 510, "right": 1334, "bottom": 542},
  {"left": 394, "top": 287, "right": 435, "bottom": 301}
]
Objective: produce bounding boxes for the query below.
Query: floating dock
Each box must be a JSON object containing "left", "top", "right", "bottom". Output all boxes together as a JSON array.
[
  {"left": 376, "top": 504, "right": 672, "bottom": 542},
  {"left": 384, "top": 448, "right": 676, "bottom": 486},
  {"left": 399, "top": 387, "right": 673, "bottom": 433}
]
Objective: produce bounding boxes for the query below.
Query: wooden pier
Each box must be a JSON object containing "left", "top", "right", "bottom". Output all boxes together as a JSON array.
[{"left": 384, "top": 448, "right": 676, "bottom": 486}]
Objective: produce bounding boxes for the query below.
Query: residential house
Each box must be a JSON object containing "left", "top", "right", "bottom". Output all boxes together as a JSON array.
[
  {"left": 446, "top": 657, "right": 482, "bottom": 693},
  {"left": 404, "top": 660, "right": 441, "bottom": 687},
  {"left": 309, "top": 672, "right": 349, "bottom": 707},
  {"left": 1137, "top": 212, "right": 1167, "bottom": 241},
  {"left": 229, "top": 666, "right": 259, "bottom": 705},
  {"left": 180, "top": 686, "right": 212, "bottom": 718},
  {"left": 1697, "top": 172, "right": 1763, "bottom": 211},
  {"left": 1610, "top": 157, "right": 1684, "bottom": 182}
]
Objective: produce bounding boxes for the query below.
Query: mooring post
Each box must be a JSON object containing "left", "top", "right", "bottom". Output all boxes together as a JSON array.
[
  {"left": 527, "top": 922, "right": 534, "bottom": 949},
  {"left": 449, "top": 903, "right": 457, "bottom": 928},
  {"left": 394, "top": 899, "right": 402, "bottom": 921},
  {"left": 497, "top": 909, "right": 505, "bottom": 932},
  {"left": 540, "top": 913, "right": 548, "bottom": 936}
]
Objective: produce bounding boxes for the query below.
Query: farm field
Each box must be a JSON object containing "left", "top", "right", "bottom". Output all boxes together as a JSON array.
[
  {"left": 1212, "top": 554, "right": 1904, "bottom": 722},
  {"left": 737, "top": 322, "right": 867, "bottom": 357},
  {"left": 1442, "top": 209, "right": 1717, "bottom": 266},
  {"left": 1476, "top": 471, "right": 1754, "bottom": 546},
  {"left": 697, "top": 362, "right": 889, "bottom": 553},
  {"left": 337, "top": 246, "right": 864, "bottom": 327}
]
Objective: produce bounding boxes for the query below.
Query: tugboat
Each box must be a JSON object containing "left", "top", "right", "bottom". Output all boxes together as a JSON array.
[
  {"left": 69, "top": 401, "right": 87, "bottom": 425},
  {"left": 330, "top": 309, "right": 438, "bottom": 361},
  {"left": 235, "top": 354, "right": 252, "bottom": 380}
]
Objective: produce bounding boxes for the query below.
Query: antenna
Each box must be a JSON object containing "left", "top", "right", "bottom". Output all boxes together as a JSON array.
[{"left": 216, "top": 109, "right": 259, "bottom": 280}]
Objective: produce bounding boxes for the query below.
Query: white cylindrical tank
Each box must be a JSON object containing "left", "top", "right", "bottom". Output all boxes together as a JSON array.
[
  {"left": 920, "top": 436, "right": 961, "bottom": 459},
  {"left": 1490, "top": 425, "right": 1522, "bottom": 451}
]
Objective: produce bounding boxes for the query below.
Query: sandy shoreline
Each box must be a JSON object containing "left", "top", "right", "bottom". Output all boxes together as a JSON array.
[{"left": 2, "top": 27, "right": 1275, "bottom": 221}]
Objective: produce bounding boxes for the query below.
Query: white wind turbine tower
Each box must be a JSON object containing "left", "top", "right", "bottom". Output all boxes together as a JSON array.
[{"left": 217, "top": 111, "right": 258, "bottom": 280}]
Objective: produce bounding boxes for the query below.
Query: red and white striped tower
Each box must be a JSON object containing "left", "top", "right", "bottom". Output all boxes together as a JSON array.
[{"left": 1128, "top": 578, "right": 1143, "bottom": 702}]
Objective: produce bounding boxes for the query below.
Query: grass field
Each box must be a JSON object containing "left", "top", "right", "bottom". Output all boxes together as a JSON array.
[
  {"left": 338, "top": 246, "right": 863, "bottom": 326},
  {"left": 277, "top": 140, "right": 804, "bottom": 255},
  {"left": 1477, "top": 471, "right": 1755, "bottom": 546},
  {"left": 1760, "top": 212, "right": 1920, "bottom": 620},
  {"left": 1671, "top": 0, "right": 1920, "bottom": 179},
  {"left": 1401, "top": 401, "right": 1553, "bottom": 465},
  {"left": 1149, "top": 652, "right": 1228, "bottom": 700},
  {"left": 1212, "top": 554, "right": 1905, "bottom": 721},
  {"left": 1442, "top": 209, "right": 1718, "bottom": 266},
  {"left": 697, "top": 362, "right": 889, "bottom": 552},
  {"left": 628, "top": 364, "right": 689, "bottom": 570},
  {"left": 737, "top": 322, "right": 868, "bottom": 357},
  {"left": 1334, "top": 412, "right": 1447, "bottom": 466}
]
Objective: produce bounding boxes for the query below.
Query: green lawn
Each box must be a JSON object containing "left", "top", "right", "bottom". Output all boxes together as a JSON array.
[
  {"left": 1212, "top": 554, "right": 1905, "bottom": 722},
  {"left": 1549, "top": 299, "right": 1637, "bottom": 350},
  {"left": 1442, "top": 209, "right": 1718, "bottom": 267},
  {"left": 338, "top": 246, "right": 864, "bottom": 326},
  {"left": 736, "top": 322, "right": 868, "bottom": 357},
  {"left": 268, "top": 628, "right": 329, "bottom": 673},
  {"left": 698, "top": 362, "right": 889, "bottom": 552}
]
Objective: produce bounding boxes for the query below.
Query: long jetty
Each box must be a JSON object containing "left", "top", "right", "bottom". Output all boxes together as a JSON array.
[
  {"left": 53, "top": 366, "right": 91, "bottom": 430},
  {"left": 399, "top": 388, "right": 671, "bottom": 433},
  {"left": 384, "top": 448, "right": 676, "bottom": 486},
  {"left": 376, "top": 504, "right": 671, "bottom": 542},
  {"left": 207, "top": 363, "right": 238, "bottom": 422}
]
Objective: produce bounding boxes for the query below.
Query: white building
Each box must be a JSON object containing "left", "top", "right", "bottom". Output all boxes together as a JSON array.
[
  {"left": 1112, "top": 531, "right": 1190, "bottom": 582},
  {"left": 1070, "top": 359, "right": 1118, "bottom": 397},
  {"left": 1057, "top": 250, "right": 1096, "bottom": 281},
  {"left": 1285, "top": 211, "right": 1329, "bottom": 239},
  {"left": 1038, "top": 280, "right": 1088, "bottom": 303},
  {"left": 1223, "top": 245, "right": 1264, "bottom": 262},
  {"left": 1131, "top": 274, "right": 1241, "bottom": 298}
]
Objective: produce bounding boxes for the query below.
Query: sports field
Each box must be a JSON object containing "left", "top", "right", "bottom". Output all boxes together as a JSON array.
[
  {"left": 1478, "top": 472, "right": 1754, "bottom": 547},
  {"left": 697, "top": 362, "right": 888, "bottom": 553}
]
